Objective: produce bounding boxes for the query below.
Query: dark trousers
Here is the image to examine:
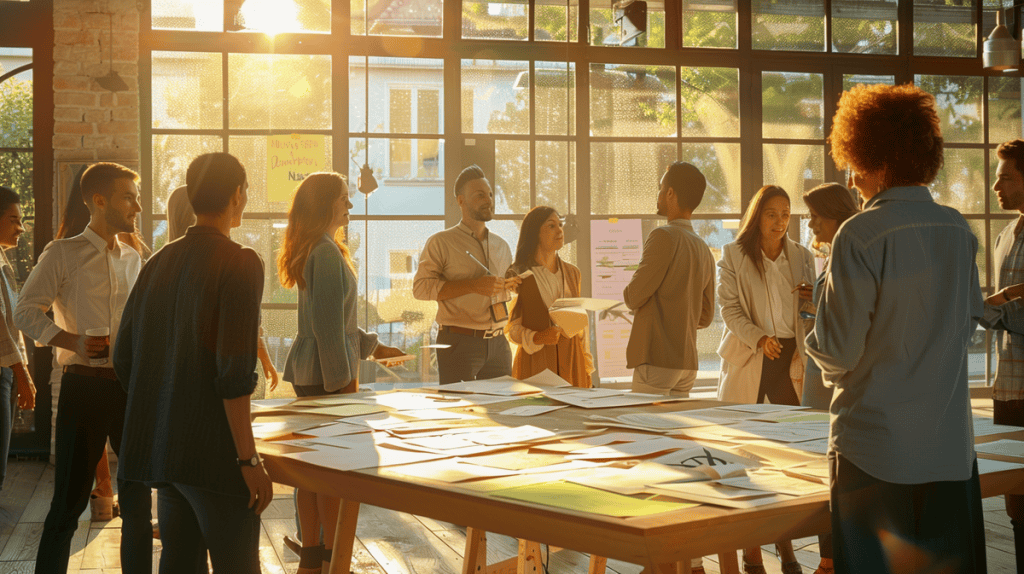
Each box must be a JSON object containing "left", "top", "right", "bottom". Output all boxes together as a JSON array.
[
  {"left": 757, "top": 337, "right": 798, "bottom": 405},
  {"left": 35, "top": 371, "right": 152, "bottom": 574},
  {"left": 829, "top": 452, "right": 986, "bottom": 574},
  {"left": 993, "top": 399, "right": 1024, "bottom": 572},
  {"left": 154, "top": 482, "right": 261, "bottom": 574},
  {"left": 0, "top": 367, "right": 12, "bottom": 490},
  {"left": 436, "top": 329, "right": 512, "bottom": 384}
]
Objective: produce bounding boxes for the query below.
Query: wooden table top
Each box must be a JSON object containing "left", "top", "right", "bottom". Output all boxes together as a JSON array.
[{"left": 257, "top": 388, "right": 1024, "bottom": 565}]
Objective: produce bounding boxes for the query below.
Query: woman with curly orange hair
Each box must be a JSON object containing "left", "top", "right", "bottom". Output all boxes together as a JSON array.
[{"left": 806, "top": 83, "right": 986, "bottom": 574}]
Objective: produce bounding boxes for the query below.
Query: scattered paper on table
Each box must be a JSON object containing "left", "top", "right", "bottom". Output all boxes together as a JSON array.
[
  {"left": 303, "top": 404, "right": 387, "bottom": 418},
  {"left": 565, "top": 461, "right": 712, "bottom": 495},
  {"left": 717, "top": 404, "right": 806, "bottom": 414},
  {"left": 491, "top": 481, "right": 697, "bottom": 517},
  {"left": 567, "top": 437, "right": 700, "bottom": 460},
  {"left": 499, "top": 405, "right": 569, "bottom": 417}
]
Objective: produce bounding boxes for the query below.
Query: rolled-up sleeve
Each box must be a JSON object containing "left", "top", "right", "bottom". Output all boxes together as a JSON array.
[
  {"left": 213, "top": 248, "right": 264, "bottom": 399},
  {"left": 413, "top": 235, "right": 446, "bottom": 301},
  {"left": 805, "top": 231, "right": 877, "bottom": 386},
  {"left": 15, "top": 242, "right": 65, "bottom": 346}
]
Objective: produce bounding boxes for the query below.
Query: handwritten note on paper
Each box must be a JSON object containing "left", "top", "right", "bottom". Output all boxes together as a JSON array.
[{"left": 266, "top": 134, "right": 326, "bottom": 202}]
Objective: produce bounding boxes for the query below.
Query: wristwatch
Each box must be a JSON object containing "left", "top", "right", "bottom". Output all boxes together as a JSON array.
[{"left": 236, "top": 454, "right": 260, "bottom": 467}]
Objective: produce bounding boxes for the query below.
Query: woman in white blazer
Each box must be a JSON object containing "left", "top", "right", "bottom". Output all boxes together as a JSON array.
[
  {"left": 717, "top": 185, "right": 816, "bottom": 405},
  {"left": 716, "top": 185, "right": 815, "bottom": 574}
]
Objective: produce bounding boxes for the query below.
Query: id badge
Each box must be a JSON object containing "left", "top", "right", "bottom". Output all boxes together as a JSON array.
[{"left": 489, "top": 301, "right": 509, "bottom": 322}]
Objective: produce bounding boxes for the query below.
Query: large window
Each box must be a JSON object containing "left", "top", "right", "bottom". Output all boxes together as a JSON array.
[{"left": 143, "top": 1, "right": 1020, "bottom": 391}]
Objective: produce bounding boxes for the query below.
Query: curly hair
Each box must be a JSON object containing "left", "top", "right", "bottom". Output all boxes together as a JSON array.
[{"left": 829, "top": 83, "right": 944, "bottom": 188}]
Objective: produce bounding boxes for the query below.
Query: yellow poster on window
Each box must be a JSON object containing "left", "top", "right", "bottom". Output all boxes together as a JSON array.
[{"left": 266, "top": 134, "right": 326, "bottom": 203}]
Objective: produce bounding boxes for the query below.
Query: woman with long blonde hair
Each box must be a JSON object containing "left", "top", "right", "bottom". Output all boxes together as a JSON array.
[{"left": 278, "top": 172, "right": 404, "bottom": 573}]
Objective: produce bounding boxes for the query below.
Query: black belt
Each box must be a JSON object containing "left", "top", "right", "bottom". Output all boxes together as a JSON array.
[
  {"left": 441, "top": 325, "right": 504, "bottom": 339},
  {"left": 64, "top": 364, "right": 117, "bottom": 381}
]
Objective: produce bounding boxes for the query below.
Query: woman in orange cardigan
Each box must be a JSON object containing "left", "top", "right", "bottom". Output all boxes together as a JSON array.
[{"left": 505, "top": 206, "right": 594, "bottom": 387}]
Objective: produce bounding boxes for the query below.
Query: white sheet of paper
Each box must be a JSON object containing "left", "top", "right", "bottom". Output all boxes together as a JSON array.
[
  {"left": 296, "top": 422, "right": 370, "bottom": 438},
  {"left": 499, "top": 405, "right": 569, "bottom": 417},
  {"left": 522, "top": 369, "right": 571, "bottom": 388},
  {"left": 454, "top": 394, "right": 522, "bottom": 405},
  {"left": 611, "top": 412, "right": 731, "bottom": 430},
  {"left": 550, "top": 297, "right": 622, "bottom": 312},
  {"left": 439, "top": 379, "right": 545, "bottom": 396},
  {"left": 370, "top": 392, "right": 473, "bottom": 411},
  {"left": 716, "top": 404, "right": 806, "bottom": 414},
  {"left": 281, "top": 443, "right": 447, "bottom": 471},
  {"left": 547, "top": 391, "right": 690, "bottom": 409},
  {"left": 694, "top": 421, "right": 828, "bottom": 443},
  {"left": 978, "top": 457, "right": 1024, "bottom": 474},
  {"left": 576, "top": 431, "right": 666, "bottom": 446},
  {"left": 974, "top": 416, "right": 1024, "bottom": 437},
  {"left": 565, "top": 461, "right": 711, "bottom": 495},
  {"left": 648, "top": 482, "right": 795, "bottom": 508},
  {"left": 567, "top": 437, "right": 701, "bottom": 460},
  {"left": 309, "top": 434, "right": 377, "bottom": 449},
  {"left": 382, "top": 458, "right": 519, "bottom": 482},
  {"left": 649, "top": 446, "right": 759, "bottom": 469},
  {"left": 548, "top": 307, "right": 589, "bottom": 338},
  {"left": 402, "top": 435, "right": 479, "bottom": 450},
  {"left": 975, "top": 439, "right": 1024, "bottom": 459},
  {"left": 400, "top": 409, "right": 480, "bottom": 421},
  {"left": 738, "top": 440, "right": 824, "bottom": 467},
  {"left": 717, "top": 472, "right": 828, "bottom": 496},
  {"left": 469, "top": 425, "right": 556, "bottom": 446}
]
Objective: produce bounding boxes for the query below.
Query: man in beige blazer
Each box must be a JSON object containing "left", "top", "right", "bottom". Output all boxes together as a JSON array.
[{"left": 624, "top": 162, "right": 715, "bottom": 397}]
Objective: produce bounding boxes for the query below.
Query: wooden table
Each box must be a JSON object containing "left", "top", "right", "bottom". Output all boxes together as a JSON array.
[{"left": 258, "top": 391, "right": 1024, "bottom": 574}]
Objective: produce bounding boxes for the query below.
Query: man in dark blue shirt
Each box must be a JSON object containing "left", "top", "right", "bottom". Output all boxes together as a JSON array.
[{"left": 115, "top": 153, "right": 271, "bottom": 573}]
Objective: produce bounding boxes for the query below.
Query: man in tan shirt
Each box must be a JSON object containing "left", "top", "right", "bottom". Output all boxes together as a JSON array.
[
  {"left": 413, "top": 165, "right": 521, "bottom": 384},
  {"left": 624, "top": 161, "right": 715, "bottom": 397}
]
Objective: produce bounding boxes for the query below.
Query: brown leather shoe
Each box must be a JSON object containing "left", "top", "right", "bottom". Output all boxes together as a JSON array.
[{"left": 743, "top": 560, "right": 768, "bottom": 574}]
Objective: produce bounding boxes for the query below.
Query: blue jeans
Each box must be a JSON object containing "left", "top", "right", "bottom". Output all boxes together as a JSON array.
[
  {"left": 153, "top": 482, "right": 261, "bottom": 574},
  {"left": 0, "top": 366, "right": 12, "bottom": 491}
]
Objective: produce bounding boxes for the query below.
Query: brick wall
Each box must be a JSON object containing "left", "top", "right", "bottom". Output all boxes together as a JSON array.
[
  {"left": 52, "top": 0, "right": 139, "bottom": 163},
  {"left": 49, "top": 0, "right": 140, "bottom": 459}
]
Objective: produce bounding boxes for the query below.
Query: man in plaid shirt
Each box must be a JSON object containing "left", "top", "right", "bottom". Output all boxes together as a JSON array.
[{"left": 983, "top": 138, "right": 1024, "bottom": 572}]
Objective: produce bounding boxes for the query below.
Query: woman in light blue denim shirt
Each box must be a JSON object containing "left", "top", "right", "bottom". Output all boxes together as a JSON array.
[
  {"left": 277, "top": 172, "right": 405, "bottom": 573},
  {"left": 799, "top": 182, "right": 858, "bottom": 574}
]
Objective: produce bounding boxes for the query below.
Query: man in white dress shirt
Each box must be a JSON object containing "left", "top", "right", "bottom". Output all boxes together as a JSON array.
[
  {"left": 414, "top": 165, "right": 521, "bottom": 384},
  {"left": 15, "top": 162, "right": 151, "bottom": 574}
]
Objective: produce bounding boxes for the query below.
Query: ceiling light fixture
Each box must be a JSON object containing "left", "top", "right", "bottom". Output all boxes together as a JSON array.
[
  {"left": 984, "top": 8, "right": 1021, "bottom": 73},
  {"left": 94, "top": 13, "right": 128, "bottom": 92}
]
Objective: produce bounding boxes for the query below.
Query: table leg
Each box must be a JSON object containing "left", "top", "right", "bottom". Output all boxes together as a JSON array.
[
  {"left": 517, "top": 540, "right": 543, "bottom": 574},
  {"left": 719, "top": 551, "right": 740, "bottom": 574},
  {"left": 587, "top": 555, "right": 607, "bottom": 574},
  {"left": 327, "top": 499, "right": 360, "bottom": 574},
  {"left": 463, "top": 527, "right": 488, "bottom": 574}
]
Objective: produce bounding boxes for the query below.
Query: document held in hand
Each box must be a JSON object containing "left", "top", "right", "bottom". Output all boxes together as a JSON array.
[{"left": 515, "top": 271, "right": 621, "bottom": 338}]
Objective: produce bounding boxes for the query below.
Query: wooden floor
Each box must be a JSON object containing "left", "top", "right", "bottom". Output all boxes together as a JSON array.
[{"left": 0, "top": 459, "right": 1018, "bottom": 574}]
